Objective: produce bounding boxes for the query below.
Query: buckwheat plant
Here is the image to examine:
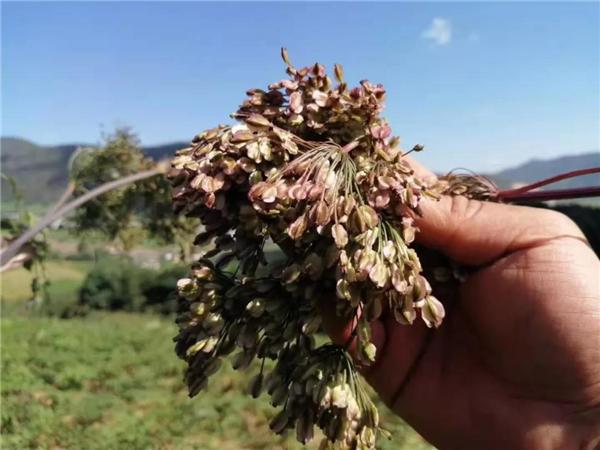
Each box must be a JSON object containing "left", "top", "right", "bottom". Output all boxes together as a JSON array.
[{"left": 169, "top": 49, "right": 479, "bottom": 449}]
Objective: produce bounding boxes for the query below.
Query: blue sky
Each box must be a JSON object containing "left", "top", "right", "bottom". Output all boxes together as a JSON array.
[{"left": 2, "top": 1, "right": 599, "bottom": 172}]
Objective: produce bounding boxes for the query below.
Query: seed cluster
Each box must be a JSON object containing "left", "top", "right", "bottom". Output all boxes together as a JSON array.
[{"left": 170, "top": 49, "right": 454, "bottom": 448}]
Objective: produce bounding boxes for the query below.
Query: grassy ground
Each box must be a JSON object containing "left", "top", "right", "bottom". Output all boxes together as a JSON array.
[
  {"left": 1, "top": 262, "right": 433, "bottom": 450},
  {"left": 0, "top": 259, "right": 92, "bottom": 303},
  {"left": 0, "top": 259, "right": 93, "bottom": 318}
]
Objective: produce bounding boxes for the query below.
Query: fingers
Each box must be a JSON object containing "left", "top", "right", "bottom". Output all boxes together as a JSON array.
[
  {"left": 320, "top": 300, "right": 386, "bottom": 374},
  {"left": 415, "top": 195, "right": 586, "bottom": 266},
  {"left": 403, "top": 156, "right": 586, "bottom": 266},
  {"left": 405, "top": 156, "right": 437, "bottom": 180},
  {"left": 321, "top": 299, "right": 431, "bottom": 404}
]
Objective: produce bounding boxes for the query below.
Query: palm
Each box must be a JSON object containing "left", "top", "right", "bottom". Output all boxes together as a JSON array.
[{"left": 366, "top": 236, "right": 600, "bottom": 449}]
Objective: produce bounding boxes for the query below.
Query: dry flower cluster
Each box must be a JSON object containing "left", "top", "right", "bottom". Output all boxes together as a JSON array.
[{"left": 169, "top": 49, "right": 485, "bottom": 449}]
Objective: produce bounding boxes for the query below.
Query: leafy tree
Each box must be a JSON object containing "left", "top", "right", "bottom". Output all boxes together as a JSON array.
[
  {"left": 1, "top": 129, "right": 198, "bottom": 306},
  {"left": 71, "top": 129, "right": 197, "bottom": 257}
]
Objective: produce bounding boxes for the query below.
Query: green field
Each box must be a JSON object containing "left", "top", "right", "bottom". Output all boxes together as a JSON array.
[{"left": 1, "top": 262, "right": 432, "bottom": 450}]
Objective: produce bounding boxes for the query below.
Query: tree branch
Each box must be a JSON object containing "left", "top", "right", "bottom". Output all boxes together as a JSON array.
[
  {"left": 0, "top": 162, "right": 169, "bottom": 267},
  {"left": 47, "top": 181, "right": 76, "bottom": 216}
]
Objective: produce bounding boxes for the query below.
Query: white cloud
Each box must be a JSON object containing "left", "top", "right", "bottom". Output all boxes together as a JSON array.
[{"left": 422, "top": 18, "right": 452, "bottom": 46}]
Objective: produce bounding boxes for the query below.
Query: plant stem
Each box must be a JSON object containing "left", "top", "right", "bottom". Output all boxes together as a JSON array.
[
  {"left": 497, "top": 167, "right": 600, "bottom": 201},
  {"left": 500, "top": 186, "right": 600, "bottom": 203}
]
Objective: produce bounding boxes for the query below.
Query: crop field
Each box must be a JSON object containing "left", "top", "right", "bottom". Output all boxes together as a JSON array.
[{"left": 1, "top": 262, "right": 432, "bottom": 450}]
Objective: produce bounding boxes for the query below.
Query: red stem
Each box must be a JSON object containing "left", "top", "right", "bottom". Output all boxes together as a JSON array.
[
  {"left": 497, "top": 167, "right": 600, "bottom": 200},
  {"left": 500, "top": 186, "right": 600, "bottom": 203}
]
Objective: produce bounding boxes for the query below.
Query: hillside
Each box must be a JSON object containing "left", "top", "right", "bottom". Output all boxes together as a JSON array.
[
  {"left": 1, "top": 137, "right": 187, "bottom": 204},
  {"left": 1, "top": 137, "right": 78, "bottom": 203},
  {"left": 1, "top": 136, "right": 598, "bottom": 204}
]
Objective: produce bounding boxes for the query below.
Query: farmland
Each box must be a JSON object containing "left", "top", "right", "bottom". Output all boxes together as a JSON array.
[{"left": 1, "top": 261, "right": 432, "bottom": 450}]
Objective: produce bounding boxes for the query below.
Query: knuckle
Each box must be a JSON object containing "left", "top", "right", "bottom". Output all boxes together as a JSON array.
[
  {"left": 540, "top": 209, "right": 583, "bottom": 238},
  {"left": 448, "top": 195, "right": 485, "bottom": 225},
  {"left": 443, "top": 196, "right": 487, "bottom": 251}
]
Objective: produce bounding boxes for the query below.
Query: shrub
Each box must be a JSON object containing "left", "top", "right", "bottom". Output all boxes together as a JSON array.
[
  {"left": 79, "top": 258, "right": 147, "bottom": 311},
  {"left": 77, "top": 257, "right": 186, "bottom": 314},
  {"left": 140, "top": 264, "right": 186, "bottom": 314}
]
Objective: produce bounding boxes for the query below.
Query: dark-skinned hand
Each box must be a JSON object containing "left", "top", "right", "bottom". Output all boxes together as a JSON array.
[{"left": 326, "top": 163, "right": 600, "bottom": 450}]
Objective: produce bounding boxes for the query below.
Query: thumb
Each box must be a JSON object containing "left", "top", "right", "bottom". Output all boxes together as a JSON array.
[{"left": 415, "top": 195, "right": 586, "bottom": 266}]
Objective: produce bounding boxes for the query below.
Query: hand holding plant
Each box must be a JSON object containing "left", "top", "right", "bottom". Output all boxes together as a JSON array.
[
  {"left": 169, "top": 49, "right": 600, "bottom": 449},
  {"left": 327, "top": 168, "right": 600, "bottom": 449}
]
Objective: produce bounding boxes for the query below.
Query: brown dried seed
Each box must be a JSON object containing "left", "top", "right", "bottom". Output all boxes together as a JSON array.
[
  {"left": 232, "top": 349, "right": 255, "bottom": 370},
  {"left": 334, "top": 64, "right": 344, "bottom": 83},
  {"left": 305, "top": 253, "right": 324, "bottom": 280},
  {"left": 331, "top": 224, "right": 348, "bottom": 248},
  {"left": 312, "top": 90, "right": 328, "bottom": 107},
  {"left": 262, "top": 185, "right": 278, "bottom": 203},
  {"left": 287, "top": 213, "right": 308, "bottom": 240},
  {"left": 280, "top": 47, "right": 292, "bottom": 67},
  {"left": 413, "top": 275, "right": 432, "bottom": 300},
  {"left": 248, "top": 181, "right": 268, "bottom": 202},
  {"left": 270, "top": 410, "right": 290, "bottom": 434},
  {"left": 336, "top": 279, "right": 350, "bottom": 300},
  {"left": 287, "top": 183, "right": 303, "bottom": 200},
  {"left": 290, "top": 91, "right": 303, "bottom": 113},
  {"left": 421, "top": 295, "right": 445, "bottom": 328},
  {"left": 391, "top": 269, "right": 408, "bottom": 293},
  {"left": 238, "top": 157, "right": 256, "bottom": 173},
  {"left": 296, "top": 410, "right": 315, "bottom": 444},
  {"left": 282, "top": 263, "right": 302, "bottom": 284},
  {"left": 246, "top": 114, "right": 271, "bottom": 129},
  {"left": 282, "top": 79, "right": 298, "bottom": 90},
  {"left": 357, "top": 249, "right": 376, "bottom": 277},
  {"left": 231, "top": 129, "right": 254, "bottom": 143},
  {"left": 302, "top": 316, "right": 322, "bottom": 335},
  {"left": 249, "top": 372, "right": 264, "bottom": 398},
  {"left": 362, "top": 342, "right": 377, "bottom": 363},
  {"left": 313, "top": 201, "right": 330, "bottom": 226},
  {"left": 368, "top": 259, "right": 389, "bottom": 288},
  {"left": 313, "top": 63, "right": 326, "bottom": 78},
  {"left": 246, "top": 298, "right": 266, "bottom": 317}
]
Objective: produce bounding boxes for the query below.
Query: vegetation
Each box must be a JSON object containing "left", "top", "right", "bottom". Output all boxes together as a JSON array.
[
  {"left": 1, "top": 263, "right": 431, "bottom": 450},
  {"left": 1, "top": 259, "right": 90, "bottom": 316},
  {"left": 166, "top": 49, "right": 600, "bottom": 450},
  {"left": 0, "top": 49, "right": 597, "bottom": 450},
  {"left": 0, "top": 129, "right": 197, "bottom": 305},
  {"left": 78, "top": 257, "right": 186, "bottom": 314}
]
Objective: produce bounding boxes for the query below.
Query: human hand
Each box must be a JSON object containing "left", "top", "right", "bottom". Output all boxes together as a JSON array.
[{"left": 327, "top": 170, "right": 600, "bottom": 449}]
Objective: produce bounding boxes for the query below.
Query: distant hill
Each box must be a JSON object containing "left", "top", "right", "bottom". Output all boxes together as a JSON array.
[
  {"left": 1, "top": 137, "right": 187, "bottom": 204},
  {"left": 1, "top": 137, "right": 79, "bottom": 204},
  {"left": 1, "top": 136, "right": 598, "bottom": 204}
]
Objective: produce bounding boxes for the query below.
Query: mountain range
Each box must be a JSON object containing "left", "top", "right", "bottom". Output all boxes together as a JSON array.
[
  {"left": 1, "top": 137, "right": 186, "bottom": 204},
  {"left": 1, "top": 136, "right": 598, "bottom": 205}
]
